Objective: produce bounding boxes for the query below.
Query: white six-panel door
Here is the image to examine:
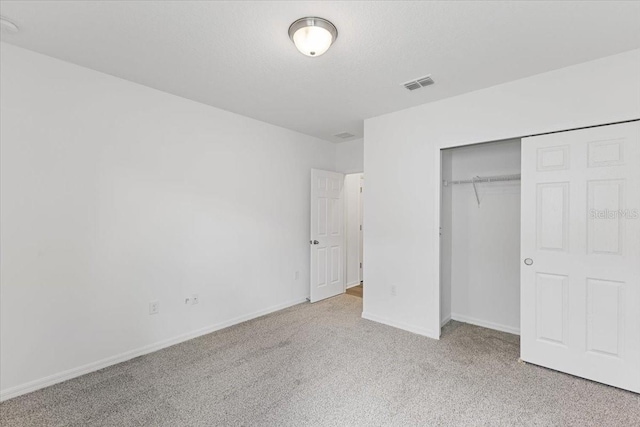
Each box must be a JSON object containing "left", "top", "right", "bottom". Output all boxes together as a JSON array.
[
  {"left": 310, "top": 169, "right": 345, "bottom": 303},
  {"left": 521, "top": 121, "right": 640, "bottom": 393}
]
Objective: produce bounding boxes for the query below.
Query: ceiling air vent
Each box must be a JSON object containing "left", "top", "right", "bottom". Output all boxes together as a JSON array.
[
  {"left": 403, "top": 75, "right": 434, "bottom": 91},
  {"left": 417, "top": 76, "right": 434, "bottom": 87},
  {"left": 403, "top": 81, "right": 422, "bottom": 91},
  {"left": 334, "top": 132, "right": 355, "bottom": 139}
]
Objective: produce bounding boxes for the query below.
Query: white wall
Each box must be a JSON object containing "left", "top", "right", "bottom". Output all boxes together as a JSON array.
[
  {"left": 0, "top": 43, "right": 337, "bottom": 399},
  {"left": 344, "top": 173, "right": 363, "bottom": 287},
  {"left": 335, "top": 138, "right": 364, "bottom": 174},
  {"left": 442, "top": 140, "right": 521, "bottom": 334},
  {"left": 363, "top": 49, "right": 640, "bottom": 338}
]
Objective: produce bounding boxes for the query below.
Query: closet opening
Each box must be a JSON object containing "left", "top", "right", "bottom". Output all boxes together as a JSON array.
[{"left": 440, "top": 139, "right": 522, "bottom": 336}]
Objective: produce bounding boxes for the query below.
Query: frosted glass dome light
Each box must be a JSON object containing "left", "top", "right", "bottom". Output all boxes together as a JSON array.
[{"left": 288, "top": 17, "right": 337, "bottom": 57}]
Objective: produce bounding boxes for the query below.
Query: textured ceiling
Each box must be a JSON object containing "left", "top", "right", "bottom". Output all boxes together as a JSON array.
[{"left": 1, "top": 1, "right": 639, "bottom": 142}]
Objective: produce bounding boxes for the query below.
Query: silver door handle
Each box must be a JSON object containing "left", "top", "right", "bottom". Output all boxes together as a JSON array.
[
  {"left": 310, "top": 240, "right": 319, "bottom": 245},
  {"left": 524, "top": 258, "right": 533, "bottom": 266}
]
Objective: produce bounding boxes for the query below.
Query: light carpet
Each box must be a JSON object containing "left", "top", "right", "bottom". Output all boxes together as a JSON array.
[{"left": 1, "top": 294, "right": 639, "bottom": 426}]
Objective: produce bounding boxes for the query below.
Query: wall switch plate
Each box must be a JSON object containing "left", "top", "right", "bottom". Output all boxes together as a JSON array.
[
  {"left": 191, "top": 294, "right": 199, "bottom": 305},
  {"left": 294, "top": 271, "right": 300, "bottom": 280},
  {"left": 149, "top": 300, "right": 159, "bottom": 315},
  {"left": 390, "top": 285, "right": 397, "bottom": 297}
]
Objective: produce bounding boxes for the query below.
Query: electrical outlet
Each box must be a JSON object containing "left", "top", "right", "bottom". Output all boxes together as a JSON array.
[
  {"left": 191, "top": 294, "right": 199, "bottom": 305},
  {"left": 149, "top": 300, "right": 159, "bottom": 315},
  {"left": 390, "top": 285, "right": 397, "bottom": 297}
]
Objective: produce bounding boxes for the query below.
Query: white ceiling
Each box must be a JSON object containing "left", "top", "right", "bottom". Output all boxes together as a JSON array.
[{"left": 1, "top": 1, "right": 639, "bottom": 142}]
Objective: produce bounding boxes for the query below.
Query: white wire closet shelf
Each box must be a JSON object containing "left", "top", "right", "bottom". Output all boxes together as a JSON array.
[
  {"left": 443, "top": 173, "right": 521, "bottom": 186},
  {"left": 442, "top": 173, "right": 521, "bottom": 207}
]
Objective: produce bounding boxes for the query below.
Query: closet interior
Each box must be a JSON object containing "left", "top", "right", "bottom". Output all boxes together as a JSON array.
[{"left": 440, "top": 139, "right": 522, "bottom": 335}]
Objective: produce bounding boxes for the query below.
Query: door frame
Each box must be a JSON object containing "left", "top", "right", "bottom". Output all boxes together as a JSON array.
[
  {"left": 435, "top": 138, "right": 520, "bottom": 339},
  {"left": 342, "top": 172, "right": 364, "bottom": 293},
  {"left": 433, "top": 119, "right": 640, "bottom": 340},
  {"left": 358, "top": 174, "right": 364, "bottom": 284}
]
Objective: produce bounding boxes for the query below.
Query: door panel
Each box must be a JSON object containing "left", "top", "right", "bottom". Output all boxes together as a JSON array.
[
  {"left": 535, "top": 273, "right": 568, "bottom": 346},
  {"left": 521, "top": 121, "right": 640, "bottom": 393},
  {"left": 587, "top": 179, "right": 624, "bottom": 254},
  {"left": 536, "top": 183, "right": 569, "bottom": 251},
  {"left": 586, "top": 278, "right": 623, "bottom": 357},
  {"left": 310, "top": 169, "right": 345, "bottom": 302}
]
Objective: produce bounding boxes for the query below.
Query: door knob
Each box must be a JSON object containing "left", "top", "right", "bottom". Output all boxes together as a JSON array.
[
  {"left": 310, "top": 240, "right": 319, "bottom": 245},
  {"left": 524, "top": 258, "right": 533, "bottom": 266}
]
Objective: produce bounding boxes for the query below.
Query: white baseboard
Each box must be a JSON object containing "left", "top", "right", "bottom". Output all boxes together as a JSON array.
[
  {"left": 0, "top": 297, "right": 308, "bottom": 402},
  {"left": 440, "top": 315, "right": 452, "bottom": 327},
  {"left": 346, "top": 281, "right": 361, "bottom": 289},
  {"left": 450, "top": 313, "right": 520, "bottom": 335},
  {"left": 361, "top": 312, "right": 438, "bottom": 339}
]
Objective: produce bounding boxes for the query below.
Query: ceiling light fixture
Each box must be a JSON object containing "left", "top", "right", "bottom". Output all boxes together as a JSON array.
[
  {"left": 0, "top": 15, "right": 20, "bottom": 34},
  {"left": 288, "top": 17, "right": 337, "bottom": 57}
]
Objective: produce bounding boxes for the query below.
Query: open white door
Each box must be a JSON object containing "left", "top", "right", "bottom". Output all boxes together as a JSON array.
[
  {"left": 521, "top": 121, "right": 640, "bottom": 393},
  {"left": 310, "top": 169, "right": 345, "bottom": 303}
]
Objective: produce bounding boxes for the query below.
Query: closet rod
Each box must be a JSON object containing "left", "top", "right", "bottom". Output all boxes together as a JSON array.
[{"left": 443, "top": 173, "right": 521, "bottom": 186}]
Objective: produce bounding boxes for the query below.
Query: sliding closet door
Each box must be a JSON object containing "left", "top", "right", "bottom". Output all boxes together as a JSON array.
[{"left": 521, "top": 121, "right": 640, "bottom": 393}]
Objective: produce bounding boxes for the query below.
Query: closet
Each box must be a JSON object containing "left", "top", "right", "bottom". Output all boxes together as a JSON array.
[
  {"left": 440, "top": 139, "right": 522, "bottom": 334},
  {"left": 438, "top": 121, "right": 640, "bottom": 393}
]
